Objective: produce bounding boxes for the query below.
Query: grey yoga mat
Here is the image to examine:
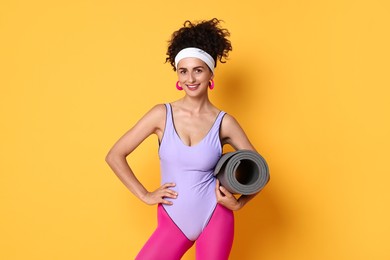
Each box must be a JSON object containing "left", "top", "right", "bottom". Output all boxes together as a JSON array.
[{"left": 214, "top": 150, "right": 269, "bottom": 195}]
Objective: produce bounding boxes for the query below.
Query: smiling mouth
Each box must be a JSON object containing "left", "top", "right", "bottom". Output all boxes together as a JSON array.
[{"left": 186, "top": 84, "right": 200, "bottom": 90}]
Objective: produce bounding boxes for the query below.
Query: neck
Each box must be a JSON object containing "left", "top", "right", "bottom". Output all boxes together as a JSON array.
[{"left": 180, "top": 95, "right": 212, "bottom": 113}]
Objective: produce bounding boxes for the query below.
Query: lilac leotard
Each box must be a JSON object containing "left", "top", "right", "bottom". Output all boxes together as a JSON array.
[{"left": 159, "top": 103, "right": 226, "bottom": 241}]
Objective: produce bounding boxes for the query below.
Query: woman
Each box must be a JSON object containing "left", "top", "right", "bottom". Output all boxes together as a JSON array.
[{"left": 106, "top": 18, "right": 258, "bottom": 259}]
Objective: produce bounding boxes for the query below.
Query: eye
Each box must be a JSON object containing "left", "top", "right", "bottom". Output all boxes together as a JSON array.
[
  {"left": 179, "top": 70, "right": 187, "bottom": 74},
  {"left": 195, "top": 69, "right": 203, "bottom": 73}
]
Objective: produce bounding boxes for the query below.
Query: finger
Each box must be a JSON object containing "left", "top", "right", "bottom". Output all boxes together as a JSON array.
[
  {"left": 215, "top": 182, "right": 223, "bottom": 199},
  {"left": 162, "top": 186, "right": 178, "bottom": 196},
  {"left": 215, "top": 179, "right": 220, "bottom": 192},
  {"left": 161, "top": 199, "right": 173, "bottom": 205},
  {"left": 215, "top": 188, "right": 221, "bottom": 198},
  {"left": 163, "top": 191, "right": 178, "bottom": 198},
  {"left": 216, "top": 179, "right": 227, "bottom": 196},
  {"left": 162, "top": 182, "right": 176, "bottom": 188},
  {"left": 219, "top": 185, "right": 233, "bottom": 197}
]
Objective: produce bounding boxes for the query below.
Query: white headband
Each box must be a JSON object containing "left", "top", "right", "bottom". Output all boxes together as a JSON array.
[{"left": 174, "top": 47, "right": 215, "bottom": 73}]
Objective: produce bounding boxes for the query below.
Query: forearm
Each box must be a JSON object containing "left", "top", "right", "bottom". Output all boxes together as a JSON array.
[{"left": 105, "top": 153, "right": 148, "bottom": 202}]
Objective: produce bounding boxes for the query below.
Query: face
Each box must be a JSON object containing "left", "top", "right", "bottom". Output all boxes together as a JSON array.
[{"left": 177, "top": 57, "right": 213, "bottom": 95}]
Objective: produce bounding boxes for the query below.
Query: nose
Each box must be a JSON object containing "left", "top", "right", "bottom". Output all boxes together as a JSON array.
[{"left": 187, "top": 72, "right": 195, "bottom": 83}]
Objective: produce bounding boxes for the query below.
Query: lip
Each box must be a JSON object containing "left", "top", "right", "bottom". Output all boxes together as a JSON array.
[{"left": 186, "top": 84, "right": 200, "bottom": 91}]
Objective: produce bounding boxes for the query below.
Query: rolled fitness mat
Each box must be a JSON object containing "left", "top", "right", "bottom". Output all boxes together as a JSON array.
[{"left": 214, "top": 150, "right": 269, "bottom": 195}]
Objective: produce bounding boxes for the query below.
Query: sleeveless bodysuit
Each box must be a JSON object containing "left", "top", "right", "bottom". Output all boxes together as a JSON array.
[{"left": 159, "top": 103, "right": 226, "bottom": 241}]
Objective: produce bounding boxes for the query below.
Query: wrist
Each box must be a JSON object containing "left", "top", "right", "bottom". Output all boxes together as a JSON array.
[
  {"left": 235, "top": 196, "right": 246, "bottom": 210},
  {"left": 139, "top": 191, "right": 149, "bottom": 203}
]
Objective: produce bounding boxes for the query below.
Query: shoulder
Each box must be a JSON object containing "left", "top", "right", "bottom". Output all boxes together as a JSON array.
[
  {"left": 220, "top": 113, "right": 241, "bottom": 139},
  {"left": 221, "top": 113, "right": 240, "bottom": 128},
  {"left": 143, "top": 103, "right": 167, "bottom": 120},
  {"left": 220, "top": 113, "right": 255, "bottom": 150},
  {"left": 150, "top": 103, "right": 167, "bottom": 113},
  {"left": 134, "top": 104, "right": 167, "bottom": 129}
]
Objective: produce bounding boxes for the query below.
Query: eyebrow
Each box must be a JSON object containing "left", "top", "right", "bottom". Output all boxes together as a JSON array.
[{"left": 178, "top": 65, "right": 206, "bottom": 70}]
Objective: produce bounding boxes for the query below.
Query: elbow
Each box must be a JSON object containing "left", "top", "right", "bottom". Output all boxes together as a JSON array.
[
  {"left": 105, "top": 149, "right": 128, "bottom": 166},
  {"left": 105, "top": 150, "right": 115, "bottom": 166}
]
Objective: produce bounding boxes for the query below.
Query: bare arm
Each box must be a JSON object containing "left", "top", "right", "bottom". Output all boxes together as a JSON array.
[
  {"left": 105, "top": 104, "right": 177, "bottom": 205},
  {"left": 216, "top": 114, "right": 259, "bottom": 210}
]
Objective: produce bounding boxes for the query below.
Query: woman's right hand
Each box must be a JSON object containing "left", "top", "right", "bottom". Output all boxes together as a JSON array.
[{"left": 142, "top": 183, "right": 178, "bottom": 205}]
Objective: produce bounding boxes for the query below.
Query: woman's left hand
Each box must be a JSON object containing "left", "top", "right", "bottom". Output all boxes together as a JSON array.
[{"left": 215, "top": 179, "right": 243, "bottom": 211}]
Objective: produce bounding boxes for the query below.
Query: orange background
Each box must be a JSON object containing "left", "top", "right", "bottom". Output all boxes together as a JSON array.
[{"left": 1, "top": 0, "right": 389, "bottom": 259}]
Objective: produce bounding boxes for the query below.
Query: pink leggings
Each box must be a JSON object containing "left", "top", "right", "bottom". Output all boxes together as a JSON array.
[{"left": 136, "top": 204, "right": 234, "bottom": 260}]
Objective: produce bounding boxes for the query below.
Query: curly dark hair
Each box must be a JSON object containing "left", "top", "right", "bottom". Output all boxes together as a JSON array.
[{"left": 166, "top": 18, "right": 232, "bottom": 71}]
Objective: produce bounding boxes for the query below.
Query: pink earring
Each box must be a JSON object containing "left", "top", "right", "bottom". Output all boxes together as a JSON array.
[
  {"left": 209, "top": 79, "right": 215, "bottom": 90},
  {"left": 176, "top": 81, "right": 183, "bottom": 91}
]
